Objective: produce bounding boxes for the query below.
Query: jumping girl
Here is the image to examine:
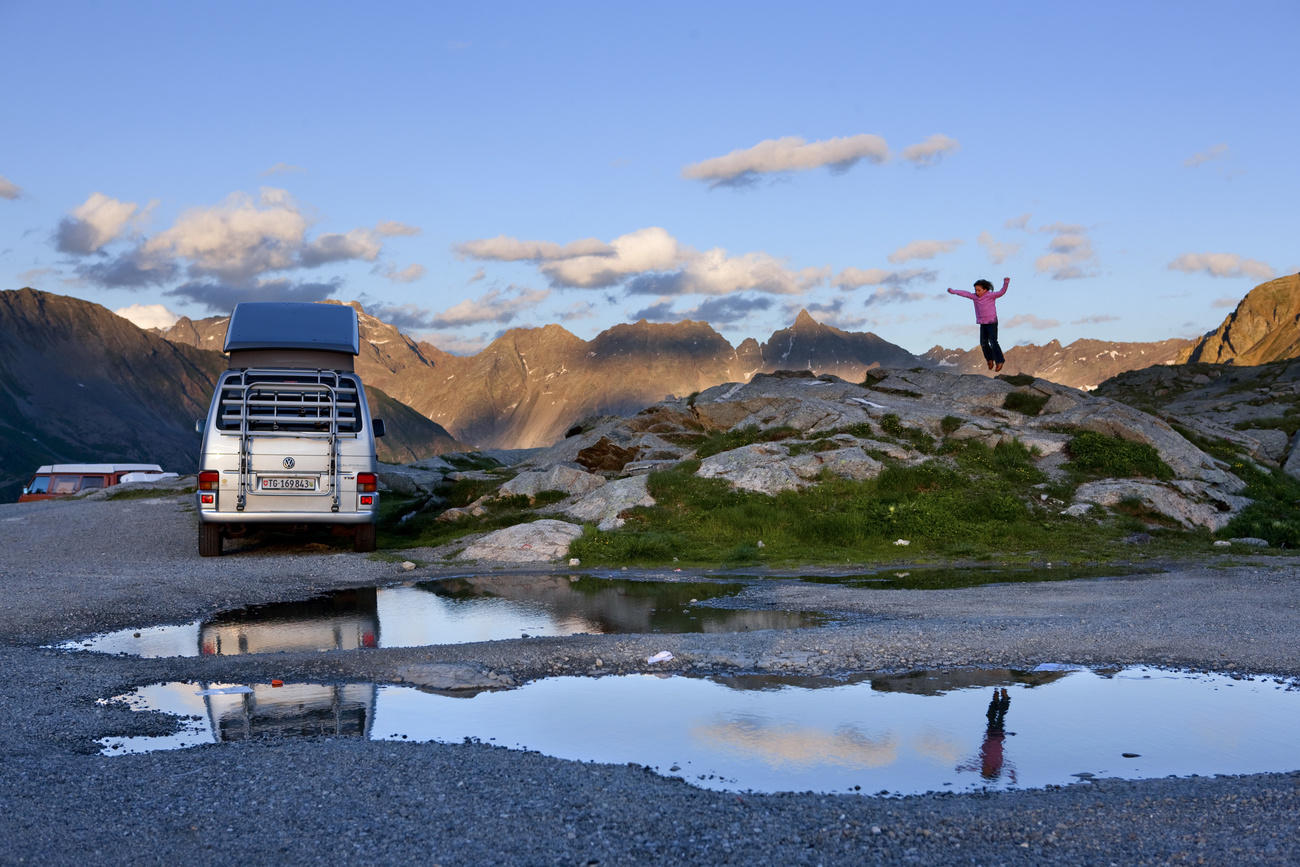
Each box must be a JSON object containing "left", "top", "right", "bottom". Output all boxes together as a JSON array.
[{"left": 947, "top": 277, "right": 1009, "bottom": 371}]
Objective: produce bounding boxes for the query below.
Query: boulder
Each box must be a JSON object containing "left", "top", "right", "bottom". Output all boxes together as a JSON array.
[
  {"left": 456, "top": 519, "right": 584, "bottom": 562},
  {"left": 498, "top": 465, "right": 606, "bottom": 500},
  {"left": 561, "top": 475, "right": 656, "bottom": 530},
  {"left": 1049, "top": 397, "right": 1245, "bottom": 491},
  {"left": 575, "top": 436, "right": 640, "bottom": 472},
  {"left": 789, "top": 446, "right": 883, "bottom": 481},
  {"left": 696, "top": 444, "right": 807, "bottom": 495},
  {"left": 1285, "top": 431, "right": 1300, "bottom": 480},
  {"left": 1238, "top": 428, "right": 1290, "bottom": 463},
  {"left": 1072, "top": 478, "right": 1246, "bottom": 531},
  {"left": 376, "top": 464, "right": 444, "bottom": 496}
]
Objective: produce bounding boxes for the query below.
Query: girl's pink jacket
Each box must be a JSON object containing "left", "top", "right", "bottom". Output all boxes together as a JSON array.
[{"left": 948, "top": 283, "right": 1007, "bottom": 324}]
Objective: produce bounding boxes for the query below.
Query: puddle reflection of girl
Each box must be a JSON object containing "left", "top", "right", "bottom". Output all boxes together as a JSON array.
[{"left": 956, "top": 688, "right": 1016, "bottom": 783}]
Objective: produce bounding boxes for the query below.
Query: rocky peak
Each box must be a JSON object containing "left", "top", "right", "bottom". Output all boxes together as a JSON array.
[
  {"left": 791, "top": 309, "right": 821, "bottom": 331},
  {"left": 1181, "top": 274, "right": 1300, "bottom": 365}
]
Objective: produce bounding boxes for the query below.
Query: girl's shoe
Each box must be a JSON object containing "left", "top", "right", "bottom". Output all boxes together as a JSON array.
[
  {"left": 995, "top": 362, "right": 1004, "bottom": 371},
  {"left": 986, "top": 360, "right": 994, "bottom": 370}
]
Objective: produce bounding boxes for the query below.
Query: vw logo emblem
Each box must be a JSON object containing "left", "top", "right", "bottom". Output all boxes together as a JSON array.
[{"left": 282, "top": 457, "right": 295, "bottom": 469}]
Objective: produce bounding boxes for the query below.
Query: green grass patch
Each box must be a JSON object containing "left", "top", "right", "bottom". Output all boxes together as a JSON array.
[
  {"left": 997, "top": 373, "right": 1036, "bottom": 387},
  {"left": 1233, "top": 415, "right": 1300, "bottom": 436},
  {"left": 691, "top": 425, "right": 803, "bottom": 459},
  {"left": 1064, "top": 430, "right": 1174, "bottom": 481},
  {"left": 1218, "top": 458, "right": 1300, "bottom": 547},
  {"left": 1003, "top": 391, "right": 1049, "bottom": 416},
  {"left": 879, "top": 414, "right": 935, "bottom": 453},
  {"left": 565, "top": 449, "right": 1182, "bottom": 567}
]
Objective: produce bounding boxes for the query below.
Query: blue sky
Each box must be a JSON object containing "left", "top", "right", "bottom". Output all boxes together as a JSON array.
[{"left": 2, "top": 1, "right": 1296, "bottom": 355}]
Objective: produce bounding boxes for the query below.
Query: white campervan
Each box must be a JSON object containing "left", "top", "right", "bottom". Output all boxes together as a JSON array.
[{"left": 195, "top": 302, "right": 384, "bottom": 556}]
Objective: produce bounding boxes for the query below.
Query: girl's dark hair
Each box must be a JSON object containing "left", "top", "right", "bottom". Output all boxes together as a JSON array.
[{"left": 973, "top": 279, "right": 994, "bottom": 291}]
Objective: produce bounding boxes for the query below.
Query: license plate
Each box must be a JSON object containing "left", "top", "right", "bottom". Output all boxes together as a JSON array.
[{"left": 259, "top": 476, "right": 317, "bottom": 491}]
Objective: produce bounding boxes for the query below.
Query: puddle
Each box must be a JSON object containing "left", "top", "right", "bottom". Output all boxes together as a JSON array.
[
  {"left": 796, "top": 564, "right": 1164, "bottom": 590},
  {"left": 99, "top": 667, "right": 1300, "bottom": 796},
  {"left": 59, "top": 576, "right": 826, "bottom": 657}
]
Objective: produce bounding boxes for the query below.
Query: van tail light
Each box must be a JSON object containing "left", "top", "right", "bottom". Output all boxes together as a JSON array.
[
  {"left": 198, "top": 471, "right": 220, "bottom": 491},
  {"left": 357, "top": 472, "right": 377, "bottom": 493}
]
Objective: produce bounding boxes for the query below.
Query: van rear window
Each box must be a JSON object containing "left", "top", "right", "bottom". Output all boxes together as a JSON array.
[{"left": 216, "top": 369, "right": 362, "bottom": 434}]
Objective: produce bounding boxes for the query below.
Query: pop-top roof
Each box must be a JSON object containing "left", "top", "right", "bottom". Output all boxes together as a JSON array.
[{"left": 223, "top": 303, "right": 360, "bottom": 355}]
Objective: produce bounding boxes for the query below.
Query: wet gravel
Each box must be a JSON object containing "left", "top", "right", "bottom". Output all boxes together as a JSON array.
[{"left": 2, "top": 493, "right": 1299, "bottom": 865}]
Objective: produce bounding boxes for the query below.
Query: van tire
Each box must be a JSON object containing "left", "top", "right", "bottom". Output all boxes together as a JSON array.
[
  {"left": 199, "top": 524, "right": 223, "bottom": 557},
  {"left": 353, "top": 523, "right": 376, "bottom": 553}
]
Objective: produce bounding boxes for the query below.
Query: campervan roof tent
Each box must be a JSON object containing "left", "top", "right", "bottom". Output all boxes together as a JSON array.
[{"left": 224, "top": 303, "right": 361, "bottom": 355}]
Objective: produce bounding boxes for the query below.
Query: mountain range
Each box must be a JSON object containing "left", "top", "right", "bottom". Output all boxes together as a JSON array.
[
  {"left": 2, "top": 274, "right": 1296, "bottom": 500},
  {"left": 0, "top": 289, "right": 461, "bottom": 501}
]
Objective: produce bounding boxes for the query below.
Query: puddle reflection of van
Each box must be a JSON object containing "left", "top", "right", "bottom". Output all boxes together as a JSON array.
[
  {"left": 18, "top": 463, "right": 168, "bottom": 502},
  {"left": 198, "top": 588, "right": 379, "bottom": 655},
  {"left": 204, "top": 682, "right": 377, "bottom": 741}
]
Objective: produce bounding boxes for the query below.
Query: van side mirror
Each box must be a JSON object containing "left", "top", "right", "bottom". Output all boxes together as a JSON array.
[
  {"left": 372, "top": 418, "right": 386, "bottom": 438},
  {"left": 21, "top": 486, "right": 28, "bottom": 496}
]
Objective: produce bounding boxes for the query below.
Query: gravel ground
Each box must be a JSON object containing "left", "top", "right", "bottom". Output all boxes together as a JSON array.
[{"left": 2, "top": 493, "right": 1299, "bottom": 865}]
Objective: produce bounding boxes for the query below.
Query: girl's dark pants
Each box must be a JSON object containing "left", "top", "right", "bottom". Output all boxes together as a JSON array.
[{"left": 979, "top": 321, "right": 1005, "bottom": 364}]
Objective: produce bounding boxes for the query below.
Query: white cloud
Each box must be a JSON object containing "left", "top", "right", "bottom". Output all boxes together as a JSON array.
[
  {"left": 1004, "top": 213, "right": 1031, "bottom": 230},
  {"left": 460, "top": 226, "right": 828, "bottom": 297},
  {"left": 901, "top": 134, "right": 959, "bottom": 166},
  {"left": 1168, "top": 253, "right": 1273, "bottom": 280},
  {"left": 834, "top": 267, "right": 935, "bottom": 290},
  {"left": 860, "top": 286, "right": 928, "bottom": 306},
  {"left": 376, "top": 221, "right": 421, "bottom": 237},
  {"left": 1004, "top": 313, "right": 1061, "bottom": 330},
  {"left": 114, "top": 303, "right": 180, "bottom": 330},
  {"left": 382, "top": 263, "right": 426, "bottom": 283},
  {"left": 682, "top": 134, "right": 889, "bottom": 186},
  {"left": 432, "top": 286, "right": 551, "bottom": 327},
  {"left": 56, "top": 193, "right": 140, "bottom": 253},
  {"left": 455, "top": 235, "right": 613, "bottom": 261},
  {"left": 556, "top": 300, "right": 598, "bottom": 321},
  {"left": 977, "top": 231, "right": 1020, "bottom": 265},
  {"left": 1035, "top": 224, "right": 1097, "bottom": 280},
  {"left": 0, "top": 174, "right": 21, "bottom": 199},
  {"left": 540, "top": 227, "right": 680, "bottom": 288},
  {"left": 1184, "top": 144, "right": 1229, "bottom": 168},
  {"left": 16, "top": 267, "right": 56, "bottom": 286},
  {"left": 142, "top": 188, "right": 309, "bottom": 281},
  {"left": 887, "top": 239, "right": 962, "bottom": 264},
  {"left": 301, "top": 229, "right": 382, "bottom": 267}
]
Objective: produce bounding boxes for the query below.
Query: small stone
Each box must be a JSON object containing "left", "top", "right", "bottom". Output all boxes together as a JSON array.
[
  {"left": 401, "top": 561, "right": 416, "bottom": 571},
  {"left": 568, "top": 557, "right": 581, "bottom": 566},
  {"left": 1213, "top": 540, "right": 1232, "bottom": 548},
  {"left": 893, "top": 539, "right": 910, "bottom": 546}
]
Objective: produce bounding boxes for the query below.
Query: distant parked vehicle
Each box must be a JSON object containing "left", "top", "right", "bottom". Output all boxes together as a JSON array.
[
  {"left": 195, "top": 302, "right": 385, "bottom": 557},
  {"left": 18, "top": 463, "right": 170, "bottom": 502}
]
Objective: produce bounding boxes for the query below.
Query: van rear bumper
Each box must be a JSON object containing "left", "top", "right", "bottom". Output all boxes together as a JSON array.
[{"left": 198, "top": 511, "right": 375, "bottom": 525}]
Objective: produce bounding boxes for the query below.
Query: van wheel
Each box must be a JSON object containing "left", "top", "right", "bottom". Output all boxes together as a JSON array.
[
  {"left": 354, "top": 523, "right": 376, "bottom": 553},
  {"left": 199, "top": 524, "right": 223, "bottom": 557}
]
